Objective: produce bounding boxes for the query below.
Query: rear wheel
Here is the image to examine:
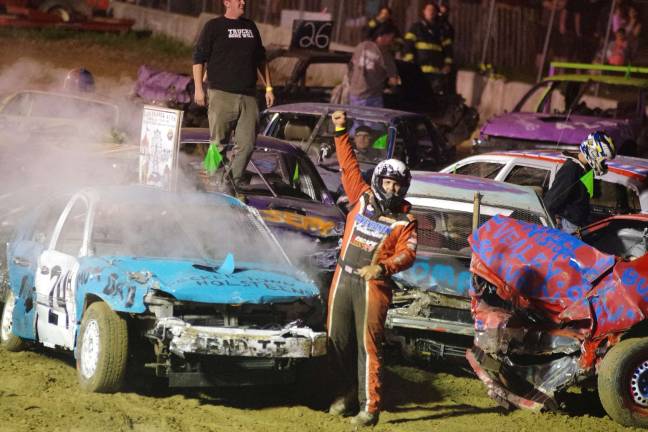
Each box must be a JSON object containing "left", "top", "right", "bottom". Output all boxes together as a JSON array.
[
  {"left": 76, "top": 302, "right": 129, "bottom": 393},
  {"left": 598, "top": 337, "right": 648, "bottom": 427},
  {"left": 1, "top": 290, "right": 25, "bottom": 352}
]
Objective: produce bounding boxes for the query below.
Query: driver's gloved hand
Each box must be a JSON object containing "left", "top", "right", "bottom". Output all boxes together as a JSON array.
[{"left": 320, "top": 143, "right": 334, "bottom": 161}]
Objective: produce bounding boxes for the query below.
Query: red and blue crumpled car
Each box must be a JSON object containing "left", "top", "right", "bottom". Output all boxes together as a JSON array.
[{"left": 467, "top": 214, "right": 648, "bottom": 428}]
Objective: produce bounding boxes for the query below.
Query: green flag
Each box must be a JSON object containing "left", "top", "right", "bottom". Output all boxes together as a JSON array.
[
  {"left": 203, "top": 143, "right": 223, "bottom": 175},
  {"left": 373, "top": 134, "right": 388, "bottom": 149},
  {"left": 580, "top": 169, "right": 594, "bottom": 198},
  {"left": 292, "top": 163, "right": 300, "bottom": 183}
]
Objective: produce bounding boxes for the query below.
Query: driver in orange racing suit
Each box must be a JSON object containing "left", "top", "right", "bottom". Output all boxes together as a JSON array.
[{"left": 327, "top": 111, "right": 418, "bottom": 427}]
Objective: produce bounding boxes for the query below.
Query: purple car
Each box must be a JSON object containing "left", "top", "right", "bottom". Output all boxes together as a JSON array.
[
  {"left": 179, "top": 128, "right": 345, "bottom": 286},
  {"left": 473, "top": 67, "right": 648, "bottom": 156}
]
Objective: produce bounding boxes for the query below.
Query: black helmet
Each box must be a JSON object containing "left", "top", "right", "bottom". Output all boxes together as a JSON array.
[{"left": 63, "top": 68, "right": 95, "bottom": 93}]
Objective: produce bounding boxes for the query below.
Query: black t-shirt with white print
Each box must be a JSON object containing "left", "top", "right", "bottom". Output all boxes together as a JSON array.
[{"left": 193, "top": 16, "right": 266, "bottom": 96}]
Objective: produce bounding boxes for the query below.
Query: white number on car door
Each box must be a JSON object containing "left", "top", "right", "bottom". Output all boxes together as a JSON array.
[{"left": 35, "top": 197, "right": 88, "bottom": 350}]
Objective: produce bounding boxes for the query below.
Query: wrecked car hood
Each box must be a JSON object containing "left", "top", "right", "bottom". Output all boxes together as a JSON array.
[
  {"left": 467, "top": 215, "right": 648, "bottom": 337},
  {"left": 248, "top": 195, "right": 344, "bottom": 239},
  {"left": 481, "top": 112, "right": 633, "bottom": 146},
  {"left": 82, "top": 256, "right": 319, "bottom": 307},
  {"left": 467, "top": 215, "right": 648, "bottom": 411}
]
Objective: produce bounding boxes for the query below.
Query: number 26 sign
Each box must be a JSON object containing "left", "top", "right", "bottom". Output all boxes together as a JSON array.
[{"left": 290, "top": 20, "right": 333, "bottom": 51}]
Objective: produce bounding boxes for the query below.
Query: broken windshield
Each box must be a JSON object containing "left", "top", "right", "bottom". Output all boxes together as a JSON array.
[
  {"left": 515, "top": 80, "right": 640, "bottom": 118},
  {"left": 90, "top": 195, "right": 289, "bottom": 266}
]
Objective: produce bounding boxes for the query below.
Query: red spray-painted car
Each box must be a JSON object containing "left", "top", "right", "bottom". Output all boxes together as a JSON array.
[{"left": 467, "top": 214, "right": 648, "bottom": 428}]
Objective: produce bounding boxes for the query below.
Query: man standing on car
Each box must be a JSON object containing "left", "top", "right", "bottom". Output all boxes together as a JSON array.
[
  {"left": 544, "top": 131, "right": 616, "bottom": 233},
  {"left": 192, "top": 0, "right": 274, "bottom": 194},
  {"left": 348, "top": 22, "right": 401, "bottom": 108},
  {"left": 326, "top": 110, "right": 417, "bottom": 427}
]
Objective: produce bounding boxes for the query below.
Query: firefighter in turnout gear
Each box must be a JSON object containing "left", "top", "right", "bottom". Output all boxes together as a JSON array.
[
  {"left": 326, "top": 111, "right": 418, "bottom": 427},
  {"left": 403, "top": 2, "right": 454, "bottom": 90}
]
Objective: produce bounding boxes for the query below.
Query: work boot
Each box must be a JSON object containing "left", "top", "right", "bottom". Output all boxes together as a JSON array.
[
  {"left": 328, "top": 392, "right": 355, "bottom": 416},
  {"left": 350, "top": 410, "right": 379, "bottom": 427}
]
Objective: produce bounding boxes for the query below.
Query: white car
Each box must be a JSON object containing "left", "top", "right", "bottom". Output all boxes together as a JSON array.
[
  {"left": 386, "top": 172, "right": 554, "bottom": 361},
  {"left": 442, "top": 150, "right": 648, "bottom": 221}
]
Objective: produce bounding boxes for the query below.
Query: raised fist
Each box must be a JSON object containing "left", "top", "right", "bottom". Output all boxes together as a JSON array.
[{"left": 331, "top": 110, "right": 347, "bottom": 129}]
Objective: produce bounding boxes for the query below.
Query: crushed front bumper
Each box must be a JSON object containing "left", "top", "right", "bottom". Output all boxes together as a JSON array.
[{"left": 151, "top": 317, "right": 327, "bottom": 358}]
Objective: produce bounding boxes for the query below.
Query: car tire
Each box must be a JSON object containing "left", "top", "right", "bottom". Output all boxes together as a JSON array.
[
  {"left": 1, "top": 290, "right": 25, "bottom": 352},
  {"left": 76, "top": 301, "right": 128, "bottom": 393},
  {"left": 38, "top": 0, "right": 92, "bottom": 21},
  {"left": 598, "top": 337, "right": 648, "bottom": 427}
]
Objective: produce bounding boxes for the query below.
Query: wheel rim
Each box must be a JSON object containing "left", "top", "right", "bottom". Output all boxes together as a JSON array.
[
  {"left": 1, "top": 293, "right": 15, "bottom": 342},
  {"left": 80, "top": 320, "right": 100, "bottom": 379},
  {"left": 630, "top": 360, "right": 648, "bottom": 407},
  {"left": 49, "top": 7, "right": 71, "bottom": 22}
]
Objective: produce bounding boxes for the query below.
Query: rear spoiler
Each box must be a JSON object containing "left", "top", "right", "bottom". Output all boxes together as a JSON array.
[{"left": 548, "top": 62, "right": 648, "bottom": 78}]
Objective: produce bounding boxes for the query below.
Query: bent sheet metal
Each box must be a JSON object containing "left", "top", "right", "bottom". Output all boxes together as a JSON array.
[{"left": 467, "top": 215, "right": 648, "bottom": 410}]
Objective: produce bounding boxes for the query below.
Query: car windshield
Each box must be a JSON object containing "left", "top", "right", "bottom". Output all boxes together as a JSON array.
[
  {"left": 315, "top": 117, "right": 390, "bottom": 164},
  {"left": 90, "top": 194, "right": 289, "bottom": 265},
  {"left": 179, "top": 143, "right": 325, "bottom": 202},
  {"left": 581, "top": 218, "right": 648, "bottom": 260},
  {"left": 516, "top": 80, "right": 640, "bottom": 118},
  {"left": 411, "top": 200, "right": 545, "bottom": 253}
]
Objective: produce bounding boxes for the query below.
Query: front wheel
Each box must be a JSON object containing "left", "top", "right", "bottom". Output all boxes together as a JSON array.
[
  {"left": 598, "top": 337, "right": 648, "bottom": 427},
  {"left": 1, "top": 290, "right": 25, "bottom": 352},
  {"left": 76, "top": 302, "right": 129, "bottom": 393}
]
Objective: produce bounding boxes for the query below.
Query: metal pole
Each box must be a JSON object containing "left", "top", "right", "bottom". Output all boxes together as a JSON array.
[
  {"left": 335, "top": 0, "right": 345, "bottom": 42},
  {"left": 601, "top": 0, "right": 617, "bottom": 66},
  {"left": 537, "top": 0, "right": 558, "bottom": 82},
  {"left": 480, "top": 0, "right": 497, "bottom": 68},
  {"left": 299, "top": 0, "right": 305, "bottom": 19},
  {"left": 263, "top": 0, "right": 271, "bottom": 23},
  {"left": 472, "top": 192, "right": 482, "bottom": 231}
]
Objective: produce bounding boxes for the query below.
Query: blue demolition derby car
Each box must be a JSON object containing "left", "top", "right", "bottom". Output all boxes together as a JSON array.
[{"left": 0, "top": 186, "right": 327, "bottom": 392}]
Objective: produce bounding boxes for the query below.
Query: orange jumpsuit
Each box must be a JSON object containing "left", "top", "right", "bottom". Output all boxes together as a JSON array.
[{"left": 327, "top": 130, "right": 417, "bottom": 414}]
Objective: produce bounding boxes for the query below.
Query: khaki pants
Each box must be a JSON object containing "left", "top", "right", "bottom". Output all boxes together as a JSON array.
[{"left": 207, "top": 88, "right": 258, "bottom": 185}]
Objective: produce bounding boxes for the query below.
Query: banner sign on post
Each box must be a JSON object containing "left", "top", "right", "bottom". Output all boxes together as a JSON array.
[
  {"left": 290, "top": 20, "right": 333, "bottom": 51},
  {"left": 139, "top": 105, "right": 183, "bottom": 191}
]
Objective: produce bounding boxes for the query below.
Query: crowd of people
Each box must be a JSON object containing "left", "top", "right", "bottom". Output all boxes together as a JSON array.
[
  {"left": 539, "top": 0, "right": 643, "bottom": 66},
  {"left": 344, "top": 2, "right": 457, "bottom": 110}
]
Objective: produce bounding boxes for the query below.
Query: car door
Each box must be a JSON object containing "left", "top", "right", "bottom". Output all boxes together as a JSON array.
[
  {"left": 34, "top": 195, "right": 89, "bottom": 349},
  {"left": 589, "top": 180, "right": 641, "bottom": 222},
  {"left": 7, "top": 199, "right": 66, "bottom": 340}
]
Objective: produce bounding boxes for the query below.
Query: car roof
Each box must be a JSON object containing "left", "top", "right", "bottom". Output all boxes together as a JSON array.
[
  {"left": 265, "top": 103, "right": 422, "bottom": 122},
  {"left": 545, "top": 74, "right": 648, "bottom": 88},
  {"left": 180, "top": 127, "right": 309, "bottom": 156},
  {"left": 483, "top": 150, "right": 648, "bottom": 182},
  {"left": 267, "top": 48, "right": 351, "bottom": 62},
  {"left": 82, "top": 185, "right": 245, "bottom": 209},
  {"left": 408, "top": 172, "right": 547, "bottom": 213}
]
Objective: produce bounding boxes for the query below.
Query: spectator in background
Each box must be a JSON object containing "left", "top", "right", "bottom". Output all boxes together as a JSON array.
[
  {"left": 626, "top": 4, "right": 642, "bottom": 61},
  {"left": 348, "top": 23, "right": 400, "bottom": 107},
  {"left": 612, "top": 1, "right": 629, "bottom": 33},
  {"left": 364, "top": 6, "right": 396, "bottom": 40},
  {"left": 438, "top": 0, "right": 456, "bottom": 94},
  {"left": 404, "top": 3, "right": 453, "bottom": 94},
  {"left": 607, "top": 28, "right": 629, "bottom": 65},
  {"left": 556, "top": 0, "right": 584, "bottom": 60}
]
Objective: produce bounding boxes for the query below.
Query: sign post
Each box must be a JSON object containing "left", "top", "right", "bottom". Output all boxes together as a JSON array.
[{"left": 138, "top": 105, "right": 183, "bottom": 191}]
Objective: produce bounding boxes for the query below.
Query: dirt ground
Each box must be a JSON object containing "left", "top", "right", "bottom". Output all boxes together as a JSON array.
[{"left": 0, "top": 34, "right": 642, "bottom": 432}]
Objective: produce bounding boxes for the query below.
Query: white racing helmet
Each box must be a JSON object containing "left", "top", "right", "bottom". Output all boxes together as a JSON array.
[
  {"left": 579, "top": 131, "right": 616, "bottom": 176},
  {"left": 371, "top": 159, "right": 411, "bottom": 212}
]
